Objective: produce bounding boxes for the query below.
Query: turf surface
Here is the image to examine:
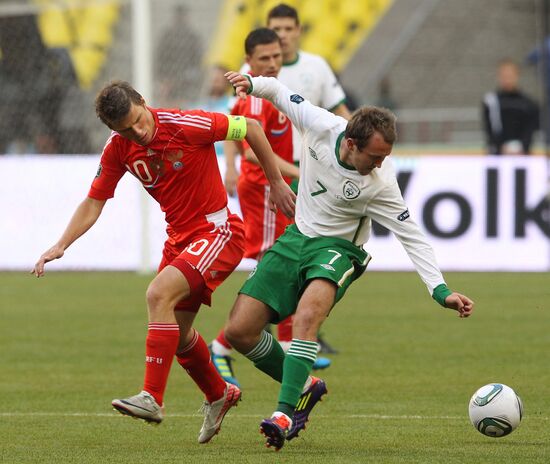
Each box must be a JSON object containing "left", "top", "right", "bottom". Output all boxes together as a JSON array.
[{"left": 1, "top": 271, "right": 549, "bottom": 463}]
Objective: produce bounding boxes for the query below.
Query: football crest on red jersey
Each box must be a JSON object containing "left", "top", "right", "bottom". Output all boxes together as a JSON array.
[{"left": 166, "top": 150, "right": 184, "bottom": 171}]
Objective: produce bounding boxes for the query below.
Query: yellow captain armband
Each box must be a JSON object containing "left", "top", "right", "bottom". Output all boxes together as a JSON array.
[{"left": 225, "top": 115, "right": 247, "bottom": 141}]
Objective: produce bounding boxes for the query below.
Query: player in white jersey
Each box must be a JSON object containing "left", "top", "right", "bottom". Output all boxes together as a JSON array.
[
  {"left": 268, "top": 2, "right": 350, "bottom": 356},
  {"left": 214, "top": 4, "right": 343, "bottom": 371},
  {"left": 222, "top": 72, "right": 475, "bottom": 451}
]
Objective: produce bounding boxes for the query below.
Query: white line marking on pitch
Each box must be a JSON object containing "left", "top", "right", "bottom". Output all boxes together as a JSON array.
[{"left": 1, "top": 412, "right": 547, "bottom": 420}]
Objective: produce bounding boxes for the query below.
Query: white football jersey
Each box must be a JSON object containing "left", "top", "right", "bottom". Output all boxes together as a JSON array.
[
  {"left": 241, "top": 51, "right": 346, "bottom": 161},
  {"left": 277, "top": 51, "right": 346, "bottom": 110},
  {"left": 249, "top": 76, "right": 446, "bottom": 295}
]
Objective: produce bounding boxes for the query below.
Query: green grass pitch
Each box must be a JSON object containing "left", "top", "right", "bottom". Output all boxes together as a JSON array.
[{"left": 1, "top": 271, "right": 549, "bottom": 463}]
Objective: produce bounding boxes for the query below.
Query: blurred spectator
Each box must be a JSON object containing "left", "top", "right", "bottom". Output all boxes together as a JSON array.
[
  {"left": 200, "top": 65, "right": 233, "bottom": 114},
  {"left": 375, "top": 76, "right": 398, "bottom": 112},
  {"left": 482, "top": 59, "right": 539, "bottom": 155},
  {"left": 527, "top": 36, "right": 550, "bottom": 145},
  {"left": 0, "top": 14, "right": 46, "bottom": 154},
  {"left": 0, "top": 14, "right": 91, "bottom": 154},
  {"left": 155, "top": 5, "right": 202, "bottom": 108}
]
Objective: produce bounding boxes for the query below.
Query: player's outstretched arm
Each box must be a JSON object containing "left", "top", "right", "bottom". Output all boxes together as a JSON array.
[
  {"left": 223, "top": 140, "right": 241, "bottom": 196},
  {"left": 243, "top": 148, "right": 299, "bottom": 179},
  {"left": 32, "top": 197, "right": 107, "bottom": 277},
  {"left": 243, "top": 118, "right": 296, "bottom": 218},
  {"left": 445, "top": 292, "right": 475, "bottom": 318}
]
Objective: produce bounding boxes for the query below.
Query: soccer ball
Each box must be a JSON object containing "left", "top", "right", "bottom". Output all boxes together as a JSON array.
[{"left": 468, "top": 383, "right": 523, "bottom": 437}]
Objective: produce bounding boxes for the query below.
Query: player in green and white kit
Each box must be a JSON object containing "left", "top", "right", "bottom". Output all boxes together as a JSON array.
[
  {"left": 224, "top": 72, "right": 475, "bottom": 451},
  {"left": 218, "top": 4, "right": 349, "bottom": 365},
  {"left": 267, "top": 3, "right": 351, "bottom": 358}
]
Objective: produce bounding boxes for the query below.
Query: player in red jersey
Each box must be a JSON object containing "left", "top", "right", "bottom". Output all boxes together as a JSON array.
[
  {"left": 32, "top": 80, "right": 295, "bottom": 443},
  {"left": 230, "top": 29, "right": 297, "bottom": 261}
]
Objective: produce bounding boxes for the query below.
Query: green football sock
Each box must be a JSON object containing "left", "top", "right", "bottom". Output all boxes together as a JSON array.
[
  {"left": 244, "top": 330, "right": 285, "bottom": 382},
  {"left": 277, "top": 339, "right": 318, "bottom": 415}
]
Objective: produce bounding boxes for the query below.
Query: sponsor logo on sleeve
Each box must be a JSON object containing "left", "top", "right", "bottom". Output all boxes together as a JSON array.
[
  {"left": 290, "top": 94, "right": 304, "bottom": 104},
  {"left": 95, "top": 164, "right": 102, "bottom": 178},
  {"left": 397, "top": 209, "right": 410, "bottom": 221}
]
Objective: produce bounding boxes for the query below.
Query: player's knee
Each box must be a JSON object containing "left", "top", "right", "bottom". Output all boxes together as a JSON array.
[
  {"left": 224, "top": 322, "right": 250, "bottom": 352},
  {"left": 145, "top": 282, "right": 164, "bottom": 309},
  {"left": 145, "top": 282, "right": 181, "bottom": 319},
  {"left": 224, "top": 322, "right": 239, "bottom": 347},
  {"left": 293, "top": 309, "right": 324, "bottom": 339}
]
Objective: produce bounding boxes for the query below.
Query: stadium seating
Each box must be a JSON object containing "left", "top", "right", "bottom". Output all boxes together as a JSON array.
[
  {"left": 34, "top": 0, "right": 119, "bottom": 88},
  {"left": 207, "top": 0, "right": 392, "bottom": 72}
]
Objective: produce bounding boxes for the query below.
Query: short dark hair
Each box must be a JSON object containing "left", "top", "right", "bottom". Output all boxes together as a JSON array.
[
  {"left": 345, "top": 106, "right": 397, "bottom": 150},
  {"left": 267, "top": 3, "right": 300, "bottom": 25},
  {"left": 95, "top": 80, "right": 144, "bottom": 127},
  {"left": 244, "top": 27, "right": 281, "bottom": 56}
]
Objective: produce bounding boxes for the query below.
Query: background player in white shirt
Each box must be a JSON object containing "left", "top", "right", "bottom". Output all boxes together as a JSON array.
[
  {"left": 223, "top": 72, "right": 475, "bottom": 451},
  {"left": 267, "top": 3, "right": 351, "bottom": 124}
]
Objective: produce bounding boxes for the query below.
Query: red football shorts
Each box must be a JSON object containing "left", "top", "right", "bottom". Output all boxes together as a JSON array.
[
  {"left": 237, "top": 178, "right": 292, "bottom": 260},
  {"left": 158, "top": 210, "right": 245, "bottom": 307}
]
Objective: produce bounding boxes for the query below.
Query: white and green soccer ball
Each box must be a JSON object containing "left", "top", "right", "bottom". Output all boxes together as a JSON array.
[{"left": 468, "top": 383, "right": 523, "bottom": 437}]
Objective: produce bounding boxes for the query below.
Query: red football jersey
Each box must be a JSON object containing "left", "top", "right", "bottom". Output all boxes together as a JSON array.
[
  {"left": 89, "top": 108, "right": 234, "bottom": 235},
  {"left": 231, "top": 95, "right": 292, "bottom": 185}
]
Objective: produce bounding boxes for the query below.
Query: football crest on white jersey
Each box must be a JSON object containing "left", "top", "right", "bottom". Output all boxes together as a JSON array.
[{"left": 343, "top": 180, "right": 361, "bottom": 199}]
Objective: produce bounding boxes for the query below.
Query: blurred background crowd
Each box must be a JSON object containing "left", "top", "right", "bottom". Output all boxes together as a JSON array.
[{"left": 0, "top": 0, "right": 547, "bottom": 156}]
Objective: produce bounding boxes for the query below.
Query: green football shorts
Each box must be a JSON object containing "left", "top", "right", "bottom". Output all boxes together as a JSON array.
[{"left": 239, "top": 224, "right": 372, "bottom": 322}]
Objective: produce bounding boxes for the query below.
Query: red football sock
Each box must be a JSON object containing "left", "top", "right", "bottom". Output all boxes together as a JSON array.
[
  {"left": 177, "top": 329, "right": 226, "bottom": 403},
  {"left": 143, "top": 323, "right": 180, "bottom": 405},
  {"left": 277, "top": 316, "right": 293, "bottom": 342},
  {"left": 215, "top": 328, "right": 232, "bottom": 349}
]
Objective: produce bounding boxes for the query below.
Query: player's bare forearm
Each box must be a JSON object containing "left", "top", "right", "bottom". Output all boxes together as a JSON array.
[
  {"left": 223, "top": 140, "right": 241, "bottom": 196},
  {"left": 58, "top": 197, "right": 106, "bottom": 249},
  {"left": 244, "top": 119, "right": 295, "bottom": 217},
  {"left": 244, "top": 148, "right": 299, "bottom": 179},
  {"left": 244, "top": 118, "right": 285, "bottom": 184},
  {"left": 275, "top": 158, "right": 299, "bottom": 179},
  {"left": 32, "top": 197, "right": 106, "bottom": 277}
]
